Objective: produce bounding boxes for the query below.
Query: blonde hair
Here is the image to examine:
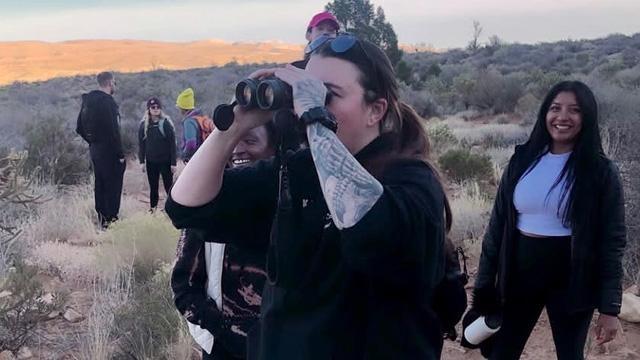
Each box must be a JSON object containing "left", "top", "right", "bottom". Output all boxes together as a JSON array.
[{"left": 142, "top": 110, "right": 174, "bottom": 139}]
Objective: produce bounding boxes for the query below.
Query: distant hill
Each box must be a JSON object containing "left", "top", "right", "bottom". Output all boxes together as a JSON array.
[{"left": 0, "top": 39, "right": 304, "bottom": 85}]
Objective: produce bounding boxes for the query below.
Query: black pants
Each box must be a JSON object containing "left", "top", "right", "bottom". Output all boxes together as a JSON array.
[
  {"left": 146, "top": 161, "right": 173, "bottom": 209},
  {"left": 90, "top": 149, "right": 125, "bottom": 228},
  {"left": 490, "top": 234, "right": 594, "bottom": 360}
]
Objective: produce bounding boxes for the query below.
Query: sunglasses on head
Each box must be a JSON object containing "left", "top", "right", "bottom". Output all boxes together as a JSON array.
[{"left": 306, "top": 32, "right": 366, "bottom": 55}]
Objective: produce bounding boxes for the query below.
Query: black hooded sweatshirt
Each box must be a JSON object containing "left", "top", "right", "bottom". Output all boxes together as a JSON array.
[
  {"left": 76, "top": 90, "right": 124, "bottom": 159},
  {"left": 166, "top": 135, "right": 447, "bottom": 360}
]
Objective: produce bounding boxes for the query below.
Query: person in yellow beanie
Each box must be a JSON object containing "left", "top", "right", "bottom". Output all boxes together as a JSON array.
[
  {"left": 176, "top": 88, "right": 195, "bottom": 110},
  {"left": 176, "top": 88, "right": 205, "bottom": 162}
]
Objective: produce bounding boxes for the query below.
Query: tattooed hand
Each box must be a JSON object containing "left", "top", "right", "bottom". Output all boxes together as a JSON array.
[{"left": 274, "top": 65, "right": 327, "bottom": 117}]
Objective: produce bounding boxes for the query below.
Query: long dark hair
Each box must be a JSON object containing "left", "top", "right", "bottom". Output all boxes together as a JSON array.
[
  {"left": 314, "top": 37, "right": 452, "bottom": 232},
  {"left": 522, "top": 80, "right": 604, "bottom": 228}
]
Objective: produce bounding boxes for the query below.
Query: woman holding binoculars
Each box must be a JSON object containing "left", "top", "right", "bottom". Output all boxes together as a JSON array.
[{"left": 166, "top": 35, "right": 451, "bottom": 359}]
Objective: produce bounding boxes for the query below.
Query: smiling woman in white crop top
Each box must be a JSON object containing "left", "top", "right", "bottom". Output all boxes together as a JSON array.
[
  {"left": 514, "top": 150, "right": 572, "bottom": 236},
  {"left": 465, "top": 81, "right": 627, "bottom": 360}
]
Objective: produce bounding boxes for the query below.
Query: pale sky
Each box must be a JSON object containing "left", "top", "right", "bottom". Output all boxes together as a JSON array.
[{"left": 0, "top": 0, "right": 638, "bottom": 48}]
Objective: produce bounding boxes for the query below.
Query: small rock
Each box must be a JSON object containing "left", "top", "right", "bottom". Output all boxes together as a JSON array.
[
  {"left": 16, "top": 347, "right": 32, "bottom": 360},
  {"left": 619, "top": 291, "right": 640, "bottom": 323},
  {"left": 0, "top": 290, "right": 12, "bottom": 299},
  {"left": 63, "top": 308, "right": 85, "bottom": 323},
  {"left": 47, "top": 310, "right": 61, "bottom": 320},
  {"left": 0, "top": 350, "right": 16, "bottom": 360}
]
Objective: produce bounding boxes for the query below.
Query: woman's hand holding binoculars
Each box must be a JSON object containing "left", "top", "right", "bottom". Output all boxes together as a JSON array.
[{"left": 274, "top": 64, "right": 327, "bottom": 117}]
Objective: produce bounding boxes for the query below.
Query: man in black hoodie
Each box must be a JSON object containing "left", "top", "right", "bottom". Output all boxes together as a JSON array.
[{"left": 76, "top": 71, "right": 126, "bottom": 229}]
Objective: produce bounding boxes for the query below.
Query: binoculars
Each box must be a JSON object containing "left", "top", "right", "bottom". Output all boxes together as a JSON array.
[
  {"left": 213, "top": 76, "right": 331, "bottom": 131},
  {"left": 213, "top": 77, "right": 293, "bottom": 131},
  {"left": 236, "top": 77, "right": 293, "bottom": 111}
]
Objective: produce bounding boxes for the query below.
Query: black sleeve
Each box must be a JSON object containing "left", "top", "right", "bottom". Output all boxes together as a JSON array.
[
  {"left": 76, "top": 108, "right": 86, "bottom": 141},
  {"left": 474, "top": 163, "right": 510, "bottom": 294},
  {"left": 597, "top": 161, "right": 627, "bottom": 315},
  {"left": 170, "top": 229, "right": 223, "bottom": 335},
  {"left": 165, "top": 158, "right": 278, "bottom": 249},
  {"left": 76, "top": 96, "right": 89, "bottom": 143},
  {"left": 138, "top": 121, "right": 145, "bottom": 164},
  {"left": 167, "top": 121, "right": 177, "bottom": 166},
  {"left": 105, "top": 99, "right": 124, "bottom": 159},
  {"left": 338, "top": 161, "right": 445, "bottom": 290}
]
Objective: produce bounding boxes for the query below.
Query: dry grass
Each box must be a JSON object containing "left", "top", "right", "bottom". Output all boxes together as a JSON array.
[
  {"left": 162, "top": 322, "right": 199, "bottom": 359},
  {"left": 449, "top": 181, "right": 492, "bottom": 254},
  {"left": 452, "top": 123, "right": 529, "bottom": 148},
  {"left": 30, "top": 242, "right": 98, "bottom": 285},
  {"left": 22, "top": 185, "right": 98, "bottom": 245},
  {"left": 76, "top": 267, "right": 133, "bottom": 360}
]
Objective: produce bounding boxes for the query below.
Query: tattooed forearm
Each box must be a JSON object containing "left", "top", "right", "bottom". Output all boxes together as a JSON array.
[{"left": 306, "top": 122, "right": 383, "bottom": 229}]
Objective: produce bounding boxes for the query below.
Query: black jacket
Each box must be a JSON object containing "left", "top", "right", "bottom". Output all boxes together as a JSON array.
[
  {"left": 138, "top": 118, "right": 177, "bottom": 166},
  {"left": 166, "top": 135, "right": 447, "bottom": 360},
  {"left": 76, "top": 90, "right": 124, "bottom": 159},
  {"left": 474, "top": 145, "right": 627, "bottom": 316}
]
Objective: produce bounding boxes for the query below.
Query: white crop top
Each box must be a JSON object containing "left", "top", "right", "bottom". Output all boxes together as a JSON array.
[{"left": 513, "top": 151, "right": 572, "bottom": 236}]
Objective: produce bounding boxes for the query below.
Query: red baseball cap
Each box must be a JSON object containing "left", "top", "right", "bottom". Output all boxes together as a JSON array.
[{"left": 307, "top": 11, "right": 339, "bottom": 31}]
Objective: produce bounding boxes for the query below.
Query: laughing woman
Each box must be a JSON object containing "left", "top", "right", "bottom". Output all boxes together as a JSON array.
[{"left": 470, "top": 81, "right": 627, "bottom": 359}]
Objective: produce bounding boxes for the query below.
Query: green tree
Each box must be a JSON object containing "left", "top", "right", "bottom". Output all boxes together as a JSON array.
[
  {"left": 325, "top": 0, "right": 403, "bottom": 66},
  {"left": 395, "top": 60, "right": 412, "bottom": 84}
]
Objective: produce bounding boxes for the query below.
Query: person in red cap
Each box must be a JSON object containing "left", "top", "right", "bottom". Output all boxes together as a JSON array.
[{"left": 306, "top": 11, "right": 339, "bottom": 44}]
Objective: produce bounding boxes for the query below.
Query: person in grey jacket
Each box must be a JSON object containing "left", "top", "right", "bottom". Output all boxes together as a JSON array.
[{"left": 467, "top": 80, "right": 626, "bottom": 360}]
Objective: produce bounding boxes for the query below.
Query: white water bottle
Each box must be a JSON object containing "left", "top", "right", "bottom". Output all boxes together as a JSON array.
[{"left": 463, "top": 313, "right": 502, "bottom": 345}]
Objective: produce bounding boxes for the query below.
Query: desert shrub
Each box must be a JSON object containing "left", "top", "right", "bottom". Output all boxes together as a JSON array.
[
  {"left": 0, "top": 152, "right": 44, "bottom": 275},
  {"left": 614, "top": 65, "right": 640, "bottom": 88},
  {"left": 622, "top": 163, "right": 640, "bottom": 288},
  {"left": 495, "top": 114, "right": 510, "bottom": 124},
  {"left": 525, "top": 70, "right": 564, "bottom": 99},
  {"left": 484, "top": 146, "right": 513, "bottom": 171},
  {"left": 399, "top": 84, "right": 440, "bottom": 118},
  {"left": 426, "top": 121, "right": 458, "bottom": 154},
  {"left": 96, "top": 212, "right": 180, "bottom": 283},
  {"left": 22, "top": 113, "right": 90, "bottom": 185},
  {"left": 516, "top": 92, "right": 540, "bottom": 125},
  {"left": 113, "top": 265, "right": 185, "bottom": 359},
  {"left": 0, "top": 259, "right": 66, "bottom": 351},
  {"left": 439, "top": 148, "right": 493, "bottom": 182},
  {"left": 467, "top": 69, "right": 525, "bottom": 114}
]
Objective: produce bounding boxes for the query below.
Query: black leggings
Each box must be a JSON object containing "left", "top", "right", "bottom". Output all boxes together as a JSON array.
[
  {"left": 145, "top": 161, "right": 173, "bottom": 209},
  {"left": 490, "top": 234, "right": 594, "bottom": 360}
]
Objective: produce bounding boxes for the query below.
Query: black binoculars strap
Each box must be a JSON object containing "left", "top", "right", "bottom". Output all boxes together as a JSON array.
[{"left": 266, "top": 142, "right": 298, "bottom": 286}]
